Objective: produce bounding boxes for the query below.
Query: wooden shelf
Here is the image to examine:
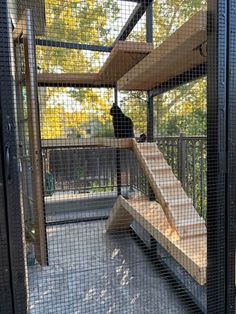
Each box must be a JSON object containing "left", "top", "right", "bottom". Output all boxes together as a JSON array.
[
  {"left": 106, "top": 195, "right": 207, "bottom": 285},
  {"left": 37, "top": 41, "right": 153, "bottom": 87},
  {"left": 117, "top": 11, "right": 207, "bottom": 91},
  {"left": 41, "top": 137, "right": 133, "bottom": 149},
  {"left": 99, "top": 41, "right": 153, "bottom": 85},
  {"left": 37, "top": 73, "right": 100, "bottom": 86}
]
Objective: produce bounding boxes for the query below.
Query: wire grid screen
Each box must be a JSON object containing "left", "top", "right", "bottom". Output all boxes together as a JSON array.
[{"left": 1, "top": 0, "right": 212, "bottom": 313}]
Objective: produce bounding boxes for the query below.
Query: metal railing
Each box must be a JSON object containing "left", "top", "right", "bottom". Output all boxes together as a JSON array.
[
  {"left": 157, "top": 134, "right": 206, "bottom": 218},
  {"left": 42, "top": 134, "right": 207, "bottom": 217}
]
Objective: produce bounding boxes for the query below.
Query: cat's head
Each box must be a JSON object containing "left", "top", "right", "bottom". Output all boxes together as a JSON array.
[{"left": 110, "top": 103, "right": 122, "bottom": 116}]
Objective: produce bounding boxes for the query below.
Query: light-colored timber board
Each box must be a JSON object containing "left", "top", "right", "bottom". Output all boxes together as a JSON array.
[
  {"left": 132, "top": 140, "right": 206, "bottom": 238},
  {"left": 117, "top": 11, "right": 207, "bottom": 91},
  {"left": 98, "top": 41, "right": 153, "bottom": 84},
  {"left": 37, "top": 73, "right": 99, "bottom": 85},
  {"left": 106, "top": 195, "right": 207, "bottom": 285},
  {"left": 41, "top": 138, "right": 133, "bottom": 149},
  {"left": 106, "top": 198, "right": 133, "bottom": 232},
  {"left": 37, "top": 41, "right": 153, "bottom": 86}
]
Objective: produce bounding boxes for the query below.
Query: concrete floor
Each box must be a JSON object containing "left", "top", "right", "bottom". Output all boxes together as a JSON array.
[{"left": 28, "top": 220, "right": 197, "bottom": 314}]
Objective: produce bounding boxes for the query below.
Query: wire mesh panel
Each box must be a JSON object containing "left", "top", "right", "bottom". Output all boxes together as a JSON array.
[{"left": 2, "top": 0, "right": 236, "bottom": 313}]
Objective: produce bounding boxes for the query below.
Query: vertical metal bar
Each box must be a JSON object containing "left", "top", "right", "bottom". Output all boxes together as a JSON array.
[
  {"left": 146, "top": 1, "right": 154, "bottom": 142},
  {"left": 200, "top": 140, "right": 204, "bottom": 216},
  {"left": 207, "top": 1, "right": 228, "bottom": 312},
  {"left": 225, "top": 0, "right": 236, "bottom": 311},
  {"left": 0, "top": 1, "right": 27, "bottom": 312},
  {"left": 116, "top": 149, "right": 121, "bottom": 195},
  {"left": 192, "top": 141, "right": 196, "bottom": 207},
  {"left": 147, "top": 94, "right": 155, "bottom": 200},
  {"left": 23, "top": 9, "right": 48, "bottom": 265},
  {"left": 146, "top": 1, "right": 153, "bottom": 43},
  {"left": 147, "top": 92, "right": 154, "bottom": 142},
  {"left": 0, "top": 136, "right": 14, "bottom": 313},
  {"left": 178, "top": 133, "right": 187, "bottom": 189},
  {"left": 114, "top": 87, "right": 121, "bottom": 195}
]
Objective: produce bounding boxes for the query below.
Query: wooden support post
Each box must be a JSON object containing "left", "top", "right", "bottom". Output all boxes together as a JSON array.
[{"left": 106, "top": 197, "right": 133, "bottom": 232}]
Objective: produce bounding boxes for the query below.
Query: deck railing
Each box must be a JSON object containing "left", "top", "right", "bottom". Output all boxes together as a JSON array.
[{"left": 42, "top": 134, "right": 207, "bottom": 217}]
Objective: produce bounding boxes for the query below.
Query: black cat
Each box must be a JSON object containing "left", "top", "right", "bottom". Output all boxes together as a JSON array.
[{"left": 110, "top": 103, "right": 134, "bottom": 138}]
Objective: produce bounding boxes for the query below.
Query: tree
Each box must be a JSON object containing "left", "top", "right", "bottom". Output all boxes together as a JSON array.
[
  {"left": 124, "top": 0, "right": 207, "bottom": 136},
  {"left": 38, "top": 0, "right": 119, "bottom": 138},
  {"left": 156, "top": 78, "right": 207, "bottom": 136}
]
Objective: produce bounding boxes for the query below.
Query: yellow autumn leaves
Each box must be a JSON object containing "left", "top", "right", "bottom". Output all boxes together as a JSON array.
[
  {"left": 38, "top": 0, "right": 118, "bottom": 139},
  {"left": 40, "top": 88, "right": 112, "bottom": 139}
]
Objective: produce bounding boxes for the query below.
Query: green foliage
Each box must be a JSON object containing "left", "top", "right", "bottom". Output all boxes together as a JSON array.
[
  {"left": 90, "top": 177, "right": 114, "bottom": 193},
  {"left": 156, "top": 78, "right": 207, "bottom": 136},
  {"left": 126, "top": 1, "right": 207, "bottom": 137}
]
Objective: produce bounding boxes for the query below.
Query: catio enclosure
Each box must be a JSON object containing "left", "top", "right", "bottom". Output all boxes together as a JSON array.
[{"left": 0, "top": 0, "right": 236, "bottom": 313}]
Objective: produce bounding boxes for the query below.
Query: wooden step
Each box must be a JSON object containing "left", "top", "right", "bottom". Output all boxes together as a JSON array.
[
  {"left": 167, "top": 198, "right": 193, "bottom": 206},
  {"left": 150, "top": 165, "right": 172, "bottom": 172},
  {"left": 161, "top": 190, "right": 191, "bottom": 202},
  {"left": 159, "top": 181, "right": 182, "bottom": 189},
  {"left": 143, "top": 152, "right": 163, "bottom": 159}
]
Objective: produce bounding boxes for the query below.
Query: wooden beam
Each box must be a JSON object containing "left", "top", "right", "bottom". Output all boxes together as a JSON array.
[
  {"left": 99, "top": 41, "right": 153, "bottom": 84},
  {"left": 117, "top": 11, "right": 207, "bottom": 91},
  {"left": 106, "top": 195, "right": 207, "bottom": 285},
  {"left": 114, "top": 1, "right": 152, "bottom": 42},
  {"left": 41, "top": 138, "right": 133, "bottom": 149},
  {"left": 106, "top": 197, "right": 133, "bottom": 232},
  {"left": 37, "top": 41, "right": 152, "bottom": 87},
  {"left": 37, "top": 73, "right": 99, "bottom": 86}
]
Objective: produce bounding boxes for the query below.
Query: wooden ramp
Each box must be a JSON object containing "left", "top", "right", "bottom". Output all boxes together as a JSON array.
[
  {"left": 117, "top": 11, "right": 207, "bottom": 91},
  {"left": 106, "top": 195, "right": 207, "bottom": 285},
  {"left": 132, "top": 141, "right": 206, "bottom": 238}
]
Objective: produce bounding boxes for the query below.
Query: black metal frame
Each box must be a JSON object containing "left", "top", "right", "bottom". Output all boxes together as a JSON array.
[
  {"left": 35, "top": 39, "right": 112, "bottom": 52},
  {"left": 35, "top": 0, "right": 153, "bottom": 53},
  {"left": 114, "top": 87, "right": 122, "bottom": 196},
  {"left": 207, "top": 0, "right": 235, "bottom": 313},
  {"left": 0, "top": 128, "right": 14, "bottom": 314},
  {"left": 0, "top": 0, "right": 26, "bottom": 313},
  {"left": 2, "top": 0, "right": 236, "bottom": 311},
  {"left": 225, "top": 0, "right": 236, "bottom": 310}
]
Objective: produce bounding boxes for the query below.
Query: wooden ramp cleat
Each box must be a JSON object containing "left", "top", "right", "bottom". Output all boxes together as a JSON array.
[
  {"left": 106, "top": 195, "right": 207, "bottom": 285},
  {"left": 132, "top": 139, "right": 207, "bottom": 239}
]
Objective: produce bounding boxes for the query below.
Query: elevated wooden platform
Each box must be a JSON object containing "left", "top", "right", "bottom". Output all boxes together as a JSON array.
[
  {"left": 132, "top": 141, "right": 206, "bottom": 238},
  {"left": 117, "top": 11, "right": 207, "bottom": 91},
  {"left": 41, "top": 137, "right": 133, "bottom": 149},
  {"left": 99, "top": 41, "right": 153, "bottom": 85},
  {"left": 37, "top": 41, "right": 153, "bottom": 87},
  {"left": 106, "top": 195, "right": 207, "bottom": 285},
  {"left": 37, "top": 73, "right": 99, "bottom": 86}
]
